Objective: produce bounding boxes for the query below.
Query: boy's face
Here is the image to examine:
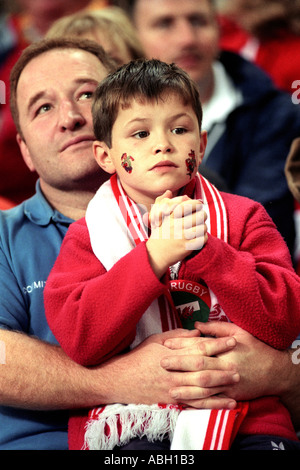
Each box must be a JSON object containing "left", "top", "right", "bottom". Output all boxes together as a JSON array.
[{"left": 94, "top": 92, "right": 207, "bottom": 208}]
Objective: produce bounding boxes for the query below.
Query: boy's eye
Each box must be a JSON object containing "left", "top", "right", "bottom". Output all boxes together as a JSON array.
[
  {"left": 133, "top": 130, "right": 149, "bottom": 139},
  {"left": 172, "top": 127, "right": 187, "bottom": 135}
]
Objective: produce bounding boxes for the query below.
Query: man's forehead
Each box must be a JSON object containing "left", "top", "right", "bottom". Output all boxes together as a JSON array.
[
  {"left": 19, "top": 49, "right": 106, "bottom": 83},
  {"left": 21, "top": 48, "right": 103, "bottom": 77},
  {"left": 134, "top": 0, "right": 213, "bottom": 15},
  {"left": 17, "top": 48, "right": 105, "bottom": 97}
]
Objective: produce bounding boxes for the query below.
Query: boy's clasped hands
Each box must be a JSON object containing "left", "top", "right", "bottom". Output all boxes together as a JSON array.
[{"left": 145, "top": 190, "right": 208, "bottom": 278}]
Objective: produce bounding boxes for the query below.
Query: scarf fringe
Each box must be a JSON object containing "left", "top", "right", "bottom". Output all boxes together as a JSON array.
[{"left": 83, "top": 404, "right": 181, "bottom": 450}]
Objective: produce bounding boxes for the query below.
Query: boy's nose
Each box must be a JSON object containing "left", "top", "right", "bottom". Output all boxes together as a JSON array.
[
  {"left": 154, "top": 136, "right": 173, "bottom": 154},
  {"left": 155, "top": 146, "right": 172, "bottom": 154}
]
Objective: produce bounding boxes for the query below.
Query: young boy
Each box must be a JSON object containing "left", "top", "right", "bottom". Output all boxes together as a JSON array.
[{"left": 44, "top": 59, "right": 300, "bottom": 451}]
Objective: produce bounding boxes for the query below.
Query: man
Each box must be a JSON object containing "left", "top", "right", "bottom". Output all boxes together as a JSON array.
[
  {"left": 0, "top": 37, "right": 239, "bottom": 450},
  {"left": 114, "top": 0, "right": 300, "bottom": 259}
]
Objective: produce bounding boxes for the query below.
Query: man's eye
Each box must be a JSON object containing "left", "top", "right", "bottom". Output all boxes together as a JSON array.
[
  {"left": 36, "top": 104, "right": 51, "bottom": 115},
  {"left": 189, "top": 15, "right": 209, "bottom": 28},
  {"left": 155, "top": 18, "right": 173, "bottom": 29},
  {"left": 133, "top": 131, "right": 149, "bottom": 139},
  {"left": 79, "top": 91, "right": 94, "bottom": 100}
]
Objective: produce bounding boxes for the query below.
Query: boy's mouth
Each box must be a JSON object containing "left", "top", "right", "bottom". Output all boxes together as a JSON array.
[{"left": 150, "top": 160, "right": 178, "bottom": 170}]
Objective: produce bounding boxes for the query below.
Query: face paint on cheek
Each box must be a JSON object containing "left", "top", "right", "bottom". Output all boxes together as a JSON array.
[
  {"left": 121, "top": 153, "right": 134, "bottom": 173},
  {"left": 185, "top": 150, "right": 197, "bottom": 179}
]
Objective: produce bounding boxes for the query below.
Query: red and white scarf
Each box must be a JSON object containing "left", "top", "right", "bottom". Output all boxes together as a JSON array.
[{"left": 84, "top": 173, "right": 248, "bottom": 450}]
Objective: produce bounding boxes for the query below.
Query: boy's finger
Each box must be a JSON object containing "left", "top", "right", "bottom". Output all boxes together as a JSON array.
[{"left": 172, "top": 199, "right": 204, "bottom": 218}]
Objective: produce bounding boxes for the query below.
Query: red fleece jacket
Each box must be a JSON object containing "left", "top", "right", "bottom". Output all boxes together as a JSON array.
[{"left": 44, "top": 191, "right": 300, "bottom": 448}]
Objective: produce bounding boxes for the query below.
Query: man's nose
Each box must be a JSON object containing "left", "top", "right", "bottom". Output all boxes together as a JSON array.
[
  {"left": 59, "top": 101, "right": 86, "bottom": 131},
  {"left": 177, "top": 19, "right": 199, "bottom": 46}
]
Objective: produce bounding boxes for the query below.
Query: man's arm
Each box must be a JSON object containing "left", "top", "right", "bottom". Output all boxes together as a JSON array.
[
  {"left": 0, "top": 329, "right": 107, "bottom": 410},
  {"left": 0, "top": 328, "right": 238, "bottom": 411}
]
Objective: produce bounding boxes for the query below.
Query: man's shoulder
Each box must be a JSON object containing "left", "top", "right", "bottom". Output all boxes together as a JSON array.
[{"left": 0, "top": 200, "right": 29, "bottom": 232}]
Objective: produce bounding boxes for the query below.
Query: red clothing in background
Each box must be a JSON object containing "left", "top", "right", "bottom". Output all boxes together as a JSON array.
[{"left": 219, "top": 15, "right": 300, "bottom": 94}]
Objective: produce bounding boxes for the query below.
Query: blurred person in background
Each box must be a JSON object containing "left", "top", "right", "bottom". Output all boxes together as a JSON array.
[
  {"left": 46, "top": 6, "right": 144, "bottom": 66},
  {"left": 0, "top": 0, "right": 109, "bottom": 209}
]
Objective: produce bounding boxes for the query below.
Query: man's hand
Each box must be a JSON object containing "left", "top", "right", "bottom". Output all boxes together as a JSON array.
[
  {"left": 158, "top": 328, "right": 240, "bottom": 409},
  {"left": 110, "top": 328, "right": 239, "bottom": 410},
  {"left": 193, "top": 322, "right": 292, "bottom": 401}
]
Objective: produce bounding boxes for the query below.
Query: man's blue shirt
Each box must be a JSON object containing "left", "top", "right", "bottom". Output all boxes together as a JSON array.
[{"left": 0, "top": 182, "right": 73, "bottom": 449}]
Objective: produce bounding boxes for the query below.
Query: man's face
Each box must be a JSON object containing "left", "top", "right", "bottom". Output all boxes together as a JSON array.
[
  {"left": 133, "top": 0, "right": 219, "bottom": 84},
  {"left": 17, "top": 48, "right": 108, "bottom": 193}
]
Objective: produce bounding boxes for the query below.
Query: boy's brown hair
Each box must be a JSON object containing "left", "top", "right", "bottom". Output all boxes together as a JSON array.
[
  {"left": 92, "top": 58, "right": 203, "bottom": 148},
  {"left": 10, "top": 37, "right": 116, "bottom": 139}
]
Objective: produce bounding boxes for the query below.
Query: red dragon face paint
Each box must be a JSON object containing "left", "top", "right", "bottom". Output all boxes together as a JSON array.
[
  {"left": 121, "top": 153, "right": 134, "bottom": 173},
  {"left": 185, "top": 150, "right": 197, "bottom": 179}
]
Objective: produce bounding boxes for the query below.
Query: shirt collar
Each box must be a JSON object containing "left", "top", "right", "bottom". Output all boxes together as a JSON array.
[
  {"left": 24, "top": 180, "right": 74, "bottom": 226},
  {"left": 202, "top": 60, "right": 243, "bottom": 132}
]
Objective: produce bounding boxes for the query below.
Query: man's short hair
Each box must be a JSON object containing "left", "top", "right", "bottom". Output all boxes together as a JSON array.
[
  {"left": 92, "top": 58, "right": 203, "bottom": 148},
  {"left": 10, "top": 37, "right": 116, "bottom": 138}
]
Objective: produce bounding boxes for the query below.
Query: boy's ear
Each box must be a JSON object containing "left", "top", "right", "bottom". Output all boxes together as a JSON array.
[
  {"left": 93, "top": 141, "right": 116, "bottom": 174},
  {"left": 199, "top": 130, "right": 207, "bottom": 164}
]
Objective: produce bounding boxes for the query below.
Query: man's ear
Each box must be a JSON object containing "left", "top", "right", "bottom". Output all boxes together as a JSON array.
[
  {"left": 16, "top": 134, "right": 36, "bottom": 172},
  {"left": 199, "top": 130, "right": 207, "bottom": 164},
  {"left": 93, "top": 140, "right": 116, "bottom": 174}
]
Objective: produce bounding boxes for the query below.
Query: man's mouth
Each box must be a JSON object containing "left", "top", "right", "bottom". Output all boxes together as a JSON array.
[
  {"left": 174, "top": 52, "right": 202, "bottom": 68},
  {"left": 60, "top": 136, "right": 94, "bottom": 152}
]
